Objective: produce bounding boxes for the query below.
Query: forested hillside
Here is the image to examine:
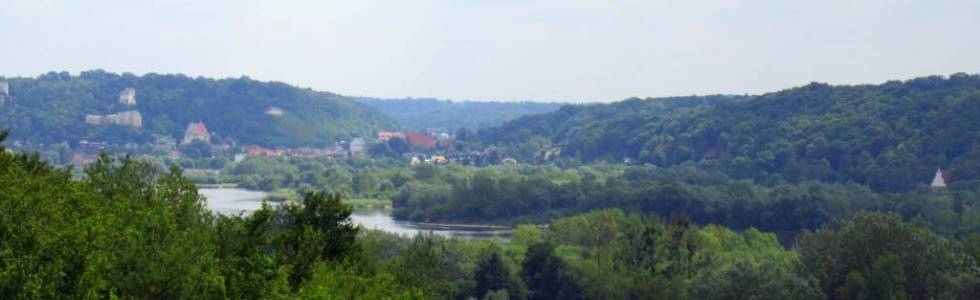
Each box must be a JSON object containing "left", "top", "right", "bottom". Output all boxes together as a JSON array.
[
  {"left": 0, "top": 70, "right": 396, "bottom": 146},
  {"left": 481, "top": 74, "right": 980, "bottom": 192},
  {"left": 354, "top": 97, "right": 561, "bottom": 130}
]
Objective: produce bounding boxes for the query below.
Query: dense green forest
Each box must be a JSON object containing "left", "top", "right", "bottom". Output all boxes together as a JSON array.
[
  {"left": 2, "top": 132, "right": 977, "bottom": 299},
  {"left": 354, "top": 97, "right": 562, "bottom": 131},
  {"left": 0, "top": 70, "right": 396, "bottom": 146},
  {"left": 389, "top": 163, "right": 980, "bottom": 238},
  {"left": 204, "top": 156, "right": 979, "bottom": 240},
  {"left": 480, "top": 74, "right": 980, "bottom": 192}
]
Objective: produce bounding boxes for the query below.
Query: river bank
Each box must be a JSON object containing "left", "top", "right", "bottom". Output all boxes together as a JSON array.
[{"left": 200, "top": 187, "right": 510, "bottom": 239}]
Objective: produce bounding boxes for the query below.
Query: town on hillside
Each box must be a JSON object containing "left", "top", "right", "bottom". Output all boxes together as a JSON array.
[{"left": 4, "top": 115, "right": 526, "bottom": 170}]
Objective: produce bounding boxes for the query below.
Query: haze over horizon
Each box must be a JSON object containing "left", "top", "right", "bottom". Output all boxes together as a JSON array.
[{"left": 2, "top": 0, "right": 979, "bottom": 103}]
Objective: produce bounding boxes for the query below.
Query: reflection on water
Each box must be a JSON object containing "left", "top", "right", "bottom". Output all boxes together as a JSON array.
[
  {"left": 201, "top": 188, "right": 509, "bottom": 240},
  {"left": 351, "top": 209, "right": 511, "bottom": 240},
  {"left": 200, "top": 188, "right": 271, "bottom": 216}
]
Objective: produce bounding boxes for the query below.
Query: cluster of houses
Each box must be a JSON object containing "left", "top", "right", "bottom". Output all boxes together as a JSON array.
[{"left": 69, "top": 140, "right": 107, "bottom": 166}]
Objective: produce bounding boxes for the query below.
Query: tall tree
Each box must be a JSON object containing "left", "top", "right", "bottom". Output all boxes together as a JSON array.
[
  {"left": 472, "top": 249, "right": 521, "bottom": 299},
  {"left": 281, "top": 191, "right": 359, "bottom": 287},
  {"left": 522, "top": 242, "right": 583, "bottom": 300},
  {"left": 797, "top": 213, "right": 979, "bottom": 300}
]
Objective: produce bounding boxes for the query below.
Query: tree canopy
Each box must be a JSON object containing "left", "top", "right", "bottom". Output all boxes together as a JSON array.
[{"left": 480, "top": 74, "right": 980, "bottom": 192}]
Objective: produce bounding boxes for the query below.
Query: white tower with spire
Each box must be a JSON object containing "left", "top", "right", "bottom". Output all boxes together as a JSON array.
[{"left": 931, "top": 168, "right": 947, "bottom": 189}]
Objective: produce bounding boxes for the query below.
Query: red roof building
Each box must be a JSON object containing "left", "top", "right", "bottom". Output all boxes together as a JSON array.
[
  {"left": 181, "top": 122, "right": 211, "bottom": 145},
  {"left": 406, "top": 132, "right": 436, "bottom": 149}
]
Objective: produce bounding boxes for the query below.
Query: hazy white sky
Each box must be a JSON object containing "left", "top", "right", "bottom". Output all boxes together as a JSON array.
[{"left": 2, "top": 0, "right": 979, "bottom": 102}]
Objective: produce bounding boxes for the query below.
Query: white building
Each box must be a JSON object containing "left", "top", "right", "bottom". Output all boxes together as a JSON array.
[
  {"left": 931, "top": 168, "right": 948, "bottom": 190},
  {"left": 266, "top": 106, "right": 284, "bottom": 116},
  {"left": 119, "top": 88, "right": 136, "bottom": 106},
  {"left": 349, "top": 137, "right": 366, "bottom": 156}
]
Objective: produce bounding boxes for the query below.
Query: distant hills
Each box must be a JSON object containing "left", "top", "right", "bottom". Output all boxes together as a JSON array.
[
  {"left": 0, "top": 70, "right": 397, "bottom": 147},
  {"left": 354, "top": 97, "right": 562, "bottom": 131},
  {"left": 480, "top": 73, "right": 980, "bottom": 192}
]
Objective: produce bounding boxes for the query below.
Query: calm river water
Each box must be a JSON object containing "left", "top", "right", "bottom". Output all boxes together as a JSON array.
[{"left": 199, "top": 188, "right": 510, "bottom": 239}]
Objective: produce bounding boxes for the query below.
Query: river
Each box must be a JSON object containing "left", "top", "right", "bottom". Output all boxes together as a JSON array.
[{"left": 199, "top": 188, "right": 510, "bottom": 239}]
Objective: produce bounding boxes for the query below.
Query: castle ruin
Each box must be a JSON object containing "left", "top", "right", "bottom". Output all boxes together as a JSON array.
[
  {"left": 85, "top": 110, "right": 143, "bottom": 128},
  {"left": 119, "top": 88, "right": 136, "bottom": 106}
]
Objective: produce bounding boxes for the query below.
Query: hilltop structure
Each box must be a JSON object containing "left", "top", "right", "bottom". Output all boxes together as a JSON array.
[
  {"left": 181, "top": 122, "right": 211, "bottom": 145},
  {"left": 84, "top": 110, "right": 143, "bottom": 128},
  {"left": 265, "top": 106, "right": 284, "bottom": 117},
  {"left": 119, "top": 88, "right": 136, "bottom": 106}
]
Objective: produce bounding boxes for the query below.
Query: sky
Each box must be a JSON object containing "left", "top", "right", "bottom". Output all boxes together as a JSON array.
[{"left": 2, "top": 0, "right": 979, "bottom": 103}]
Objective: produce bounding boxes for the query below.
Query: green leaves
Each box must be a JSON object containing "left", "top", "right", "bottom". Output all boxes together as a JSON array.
[{"left": 797, "top": 213, "right": 980, "bottom": 299}]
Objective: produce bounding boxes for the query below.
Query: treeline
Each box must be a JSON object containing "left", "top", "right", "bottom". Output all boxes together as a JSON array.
[
  {"left": 218, "top": 156, "right": 411, "bottom": 199},
  {"left": 369, "top": 209, "right": 980, "bottom": 299},
  {"left": 2, "top": 133, "right": 978, "bottom": 299},
  {"left": 391, "top": 163, "right": 980, "bottom": 238},
  {"left": 513, "top": 208, "right": 980, "bottom": 299},
  {"left": 0, "top": 70, "right": 396, "bottom": 146},
  {"left": 479, "top": 74, "right": 980, "bottom": 192},
  {"left": 213, "top": 156, "right": 979, "bottom": 238}
]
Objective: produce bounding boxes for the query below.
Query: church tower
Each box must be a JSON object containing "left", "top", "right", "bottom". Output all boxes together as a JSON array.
[{"left": 931, "top": 168, "right": 948, "bottom": 190}]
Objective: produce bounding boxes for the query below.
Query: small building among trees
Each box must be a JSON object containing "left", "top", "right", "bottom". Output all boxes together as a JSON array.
[
  {"left": 181, "top": 122, "right": 211, "bottom": 145},
  {"left": 931, "top": 168, "right": 949, "bottom": 190},
  {"left": 119, "top": 88, "right": 136, "bottom": 106}
]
